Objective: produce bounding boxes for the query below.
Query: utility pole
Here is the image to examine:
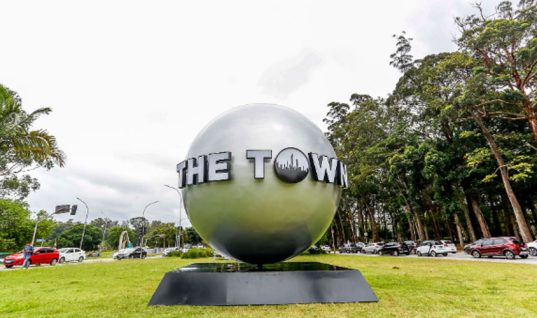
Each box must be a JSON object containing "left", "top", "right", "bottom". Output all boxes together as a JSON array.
[{"left": 77, "top": 197, "right": 90, "bottom": 249}]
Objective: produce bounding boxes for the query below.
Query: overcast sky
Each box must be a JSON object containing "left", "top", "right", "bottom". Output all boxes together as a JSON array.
[{"left": 2, "top": 0, "right": 500, "bottom": 226}]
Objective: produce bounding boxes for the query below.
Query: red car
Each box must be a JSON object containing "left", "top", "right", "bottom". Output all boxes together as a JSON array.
[
  {"left": 3, "top": 247, "right": 60, "bottom": 268},
  {"left": 467, "top": 237, "right": 529, "bottom": 259}
]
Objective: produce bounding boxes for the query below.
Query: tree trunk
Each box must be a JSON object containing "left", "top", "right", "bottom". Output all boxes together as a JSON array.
[
  {"left": 454, "top": 213, "right": 465, "bottom": 249},
  {"left": 407, "top": 214, "right": 416, "bottom": 241},
  {"left": 366, "top": 205, "right": 379, "bottom": 242},
  {"left": 411, "top": 208, "right": 426, "bottom": 241},
  {"left": 458, "top": 194, "right": 477, "bottom": 242},
  {"left": 520, "top": 89, "right": 537, "bottom": 142},
  {"left": 348, "top": 211, "right": 357, "bottom": 242},
  {"left": 473, "top": 114, "right": 534, "bottom": 242},
  {"left": 470, "top": 196, "right": 491, "bottom": 238},
  {"left": 356, "top": 206, "right": 365, "bottom": 240}
]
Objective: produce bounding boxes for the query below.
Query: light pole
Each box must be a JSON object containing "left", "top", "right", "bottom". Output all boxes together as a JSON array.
[
  {"left": 31, "top": 212, "right": 55, "bottom": 246},
  {"left": 77, "top": 197, "right": 90, "bottom": 249},
  {"left": 31, "top": 205, "right": 72, "bottom": 246},
  {"left": 141, "top": 200, "right": 159, "bottom": 247},
  {"left": 164, "top": 184, "right": 184, "bottom": 248}
]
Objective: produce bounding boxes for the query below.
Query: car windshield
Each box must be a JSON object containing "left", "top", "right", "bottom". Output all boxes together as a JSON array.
[
  {"left": 59, "top": 248, "right": 68, "bottom": 252},
  {"left": 511, "top": 238, "right": 521, "bottom": 245}
]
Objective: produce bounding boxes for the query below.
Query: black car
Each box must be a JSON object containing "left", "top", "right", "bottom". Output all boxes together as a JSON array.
[
  {"left": 113, "top": 247, "right": 147, "bottom": 260},
  {"left": 378, "top": 242, "right": 410, "bottom": 256},
  {"left": 338, "top": 242, "right": 365, "bottom": 254}
]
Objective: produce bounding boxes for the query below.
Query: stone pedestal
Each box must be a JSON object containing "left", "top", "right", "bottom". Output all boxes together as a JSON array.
[{"left": 148, "top": 262, "right": 378, "bottom": 306}]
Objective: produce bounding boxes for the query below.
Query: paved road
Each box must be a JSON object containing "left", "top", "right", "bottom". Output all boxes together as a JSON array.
[
  {"left": 0, "top": 255, "right": 162, "bottom": 271},
  {"left": 340, "top": 251, "right": 537, "bottom": 265},
  {"left": 2, "top": 253, "right": 536, "bottom": 271}
]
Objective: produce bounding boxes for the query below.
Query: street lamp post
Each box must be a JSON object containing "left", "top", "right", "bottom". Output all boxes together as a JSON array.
[
  {"left": 164, "top": 185, "right": 184, "bottom": 248},
  {"left": 77, "top": 197, "right": 90, "bottom": 249},
  {"left": 141, "top": 200, "right": 159, "bottom": 247},
  {"left": 31, "top": 206, "right": 72, "bottom": 246}
]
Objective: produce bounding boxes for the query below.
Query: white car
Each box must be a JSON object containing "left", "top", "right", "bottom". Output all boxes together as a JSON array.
[
  {"left": 361, "top": 242, "right": 384, "bottom": 254},
  {"left": 440, "top": 240, "right": 457, "bottom": 254},
  {"left": 528, "top": 240, "right": 537, "bottom": 256},
  {"left": 58, "top": 248, "right": 86, "bottom": 263},
  {"left": 416, "top": 240, "right": 450, "bottom": 257}
]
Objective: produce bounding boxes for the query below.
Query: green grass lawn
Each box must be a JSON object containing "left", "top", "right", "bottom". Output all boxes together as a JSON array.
[{"left": 1, "top": 255, "right": 536, "bottom": 318}]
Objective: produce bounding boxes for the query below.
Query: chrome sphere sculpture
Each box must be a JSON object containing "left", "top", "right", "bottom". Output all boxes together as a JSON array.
[{"left": 179, "top": 104, "right": 346, "bottom": 264}]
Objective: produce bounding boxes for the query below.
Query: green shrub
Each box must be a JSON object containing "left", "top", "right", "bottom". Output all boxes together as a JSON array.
[
  {"left": 167, "top": 250, "right": 183, "bottom": 257},
  {"left": 181, "top": 247, "right": 213, "bottom": 259}
]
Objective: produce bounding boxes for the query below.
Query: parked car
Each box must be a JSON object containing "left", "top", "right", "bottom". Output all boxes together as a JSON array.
[
  {"left": 416, "top": 240, "right": 450, "bottom": 257},
  {"left": 338, "top": 242, "right": 365, "bottom": 254},
  {"left": 464, "top": 239, "right": 484, "bottom": 254},
  {"left": 466, "top": 237, "right": 529, "bottom": 259},
  {"left": 361, "top": 242, "right": 384, "bottom": 254},
  {"left": 3, "top": 247, "right": 59, "bottom": 268},
  {"left": 528, "top": 240, "right": 537, "bottom": 256},
  {"left": 320, "top": 245, "right": 332, "bottom": 253},
  {"left": 378, "top": 242, "right": 410, "bottom": 256},
  {"left": 58, "top": 248, "right": 86, "bottom": 263},
  {"left": 404, "top": 240, "right": 417, "bottom": 254},
  {"left": 112, "top": 247, "right": 147, "bottom": 260},
  {"left": 440, "top": 240, "right": 457, "bottom": 254}
]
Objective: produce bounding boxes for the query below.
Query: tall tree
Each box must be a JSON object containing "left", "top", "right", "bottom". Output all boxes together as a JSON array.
[
  {"left": 456, "top": 1, "right": 537, "bottom": 142},
  {"left": 0, "top": 84, "right": 65, "bottom": 199}
]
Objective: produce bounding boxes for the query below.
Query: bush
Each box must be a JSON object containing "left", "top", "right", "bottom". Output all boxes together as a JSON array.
[
  {"left": 167, "top": 250, "right": 183, "bottom": 257},
  {"left": 181, "top": 247, "right": 213, "bottom": 259}
]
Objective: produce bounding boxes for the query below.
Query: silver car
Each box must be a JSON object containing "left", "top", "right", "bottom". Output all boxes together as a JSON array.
[{"left": 361, "top": 242, "right": 384, "bottom": 254}]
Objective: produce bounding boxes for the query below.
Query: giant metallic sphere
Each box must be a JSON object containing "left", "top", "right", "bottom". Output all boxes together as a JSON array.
[{"left": 183, "top": 104, "right": 341, "bottom": 264}]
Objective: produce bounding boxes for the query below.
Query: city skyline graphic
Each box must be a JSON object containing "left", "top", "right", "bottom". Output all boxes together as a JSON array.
[{"left": 274, "top": 148, "right": 309, "bottom": 183}]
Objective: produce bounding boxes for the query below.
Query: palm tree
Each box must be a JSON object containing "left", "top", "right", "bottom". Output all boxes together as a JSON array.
[{"left": 0, "top": 84, "right": 65, "bottom": 197}]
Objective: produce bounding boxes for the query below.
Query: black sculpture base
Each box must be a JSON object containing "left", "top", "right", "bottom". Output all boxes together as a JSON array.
[{"left": 148, "top": 262, "right": 378, "bottom": 306}]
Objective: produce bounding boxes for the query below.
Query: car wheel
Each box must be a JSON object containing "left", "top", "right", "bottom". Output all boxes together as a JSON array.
[
  {"left": 504, "top": 250, "right": 515, "bottom": 260},
  {"left": 520, "top": 255, "right": 528, "bottom": 259},
  {"left": 443, "top": 253, "right": 448, "bottom": 257},
  {"left": 129, "top": 255, "right": 134, "bottom": 259},
  {"left": 78, "top": 256, "right": 84, "bottom": 262},
  {"left": 430, "top": 251, "right": 437, "bottom": 257},
  {"left": 59, "top": 257, "right": 65, "bottom": 264},
  {"left": 5, "top": 265, "right": 13, "bottom": 269},
  {"left": 471, "top": 250, "right": 481, "bottom": 258},
  {"left": 529, "top": 247, "right": 537, "bottom": 256},
  {"left": 142, "top": 254, "right": 146, "bottom": 259},
  {"left": 50, "top": 259, "right": 58, "bottom": 266},
  {"left": 417, "top": 251, "right": 422, "bottom": 256},
  {"left": 393, "top": 250, "right": 399, "bottom": 256}
]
